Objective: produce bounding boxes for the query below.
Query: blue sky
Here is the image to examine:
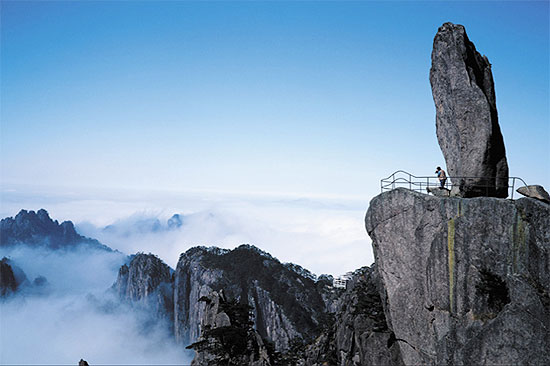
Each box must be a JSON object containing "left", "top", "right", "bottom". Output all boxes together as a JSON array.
[{"left": 1, "top": 1, "right": 548, "bottom": 200}]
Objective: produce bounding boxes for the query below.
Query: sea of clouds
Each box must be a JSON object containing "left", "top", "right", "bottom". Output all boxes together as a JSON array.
[
  {"left": 1, "top": 186, "right": 375, "bottom": 275},
  {"left": 0, "top": 245, "right": 192, "bottom": 365},
  {"left": 0, "top": 186, "right": 375, "bottom": 364}
]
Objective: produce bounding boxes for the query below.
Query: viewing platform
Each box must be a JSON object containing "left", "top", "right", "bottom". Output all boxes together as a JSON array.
[{"left": 380, "top": 170, "right": 528, "bottom": 200}]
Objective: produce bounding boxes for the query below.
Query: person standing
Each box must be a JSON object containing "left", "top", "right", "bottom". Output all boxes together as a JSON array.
[{"left": 436, "top": 166, "right": 447, "bottom": 188}]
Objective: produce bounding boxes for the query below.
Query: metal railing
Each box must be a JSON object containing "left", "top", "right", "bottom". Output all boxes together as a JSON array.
[{"left": 380, "top": 170, "right": 528, "bottom": 200}]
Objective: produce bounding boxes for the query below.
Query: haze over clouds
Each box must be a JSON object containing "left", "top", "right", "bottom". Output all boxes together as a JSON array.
[
  {"left": 1, "top": 186, "right": 373, "bottom": 276},
  {"left": 0, "top": 246, "right": 192, "bottom": 364},
  {"left": 1, "top": 0, "right": 547, "bottom": 278},
  {"left": 0, "top": 188, "right": 369, "bottom": 365}
]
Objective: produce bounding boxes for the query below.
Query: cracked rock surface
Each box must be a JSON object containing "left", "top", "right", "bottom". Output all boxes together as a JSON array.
[
  {"left": 365, "top": 188, "right": 549, "bottom": 365},
  {"left": 430, "top": 22, "right": 508, "bottom": 198}
]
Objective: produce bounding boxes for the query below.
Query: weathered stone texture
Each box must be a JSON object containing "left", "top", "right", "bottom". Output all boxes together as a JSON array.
[
  {"left": 174, "top": 245, "right": 329, "bottom": 352},
  {"left": 174, "top": 248, "right": 225, "bottom": 346},
  {"left": 430, "top": 22, "right": 509, "bottom": 198},
  {"left": 114, "top": 253, "right": 173, "bottom": 319},
  {"left": 302, "top": 266, "right": 403, "bottom": 366},
  {"left": 189, "top": 290, "right": 271, "bottom": 366},
  {"left": 365, "top": 188, "right": 550, "bottom": 365},
  {"left": 517, "top": 185, "right": 550, "bottom": 203}
]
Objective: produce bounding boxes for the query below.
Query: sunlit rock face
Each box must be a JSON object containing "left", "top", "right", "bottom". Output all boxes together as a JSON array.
[
  {"left": 365, "top": 188, "right": 550, "bottom": 365},
  {"left": 114, "top": 253, "right": 174, "bottom": 320},
  {"left": 174, "top": 245, "right": 331, "bottom": 352},
  {"left": 430, "top": 22, "right": 508, "bottom": 198},
  {"left": 188, "top": 290, "right": 271, "bottom": 366},
  {"left": 517, "top": 185, "right": 550, "bottom": 203}
]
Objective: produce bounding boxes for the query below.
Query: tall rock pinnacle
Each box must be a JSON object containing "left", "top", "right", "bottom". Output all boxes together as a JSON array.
[{"left": 430, "top": 22, "right": 508, "bottom": 198}]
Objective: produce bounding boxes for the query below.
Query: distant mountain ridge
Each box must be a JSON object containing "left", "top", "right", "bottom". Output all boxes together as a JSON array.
[
  {"left": 101, "top": 213, "right": 183, "bottom": 237},
  {"left": 1, "top": 209, "right": 112, "bottom": 251}
]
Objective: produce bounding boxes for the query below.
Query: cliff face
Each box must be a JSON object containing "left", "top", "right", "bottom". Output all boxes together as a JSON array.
[
  {"left": 188, "top": 290, "right": 271, "bottom": 366},
  {"left": 365, "top": 188, "right": 549, "bottom": 365},
  {"left": 114, "top": 253, "right": 174, "bottom": 320},
  {"left": 302, "top": 266, "right": 402, "bottom": 366},
  {"left": 174, "top": 245, "right": 330, "bottom": 352},
  {"left": 174, "top": 247, "right": 226, "bottom": 346}
]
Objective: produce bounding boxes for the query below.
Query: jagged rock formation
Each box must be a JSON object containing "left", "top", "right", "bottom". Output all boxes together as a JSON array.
[
  {"left": 1, "top": 257, "right": 21, "bottom": 296},
  {"left": 187, "top": 290, "right": 271, "bottom": 366},
  {"left": 1, "top": 209, "right": 111, "bottom": 251},
  {"left": 174, "top": 245, "right": 332, "bottom": 352},
  {"left": 0, "top": 257, "right": 32, "bottom": 297},
  {"left": 517, "top": 185, "right": 550, "bottom": 203},
  {"left": 1, "top": 257, "right": 50, "bottom": 297},
  {"left": 430, "top": 22, "right": 508, "bottom": 198},
  {"left": 301, "top": 266, "right": 402, "bottom": 366},
  {"left": 103, "top": 213, "right": 184, "bottom": 236},
  {"left": 167, "top": 214, "right": 183, "bottom": 229},
  {"left": 365, "top": 188, "right": 550, "bottom": 365},
  {"left": 113, "top": 253, "right": 173, "bottom": 319}
]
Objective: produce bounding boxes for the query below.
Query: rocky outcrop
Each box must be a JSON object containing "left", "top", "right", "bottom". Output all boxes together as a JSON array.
[
  {"left": 114, "top": 253, "right": 173, "bottom": 319},
  {"left": 0, "top": 257, "right": 30, "bottom": 296},
  {"left": 365, "top": 188, "right": 550, "bottom": 365},
  {"left": 188, "top": 291, "right": 271, "bottom": 366},
  {"left": 430, "top": 22, "right": 508, "bottom": 198},
  {"left": 174, "top": 245, "right": 331, "bottom": 352},
  {"left": 1, "top": 209, "right": 111, "bottom": 251},
  {"left": 1, "top": 258, "right": 20, "bottom": 296},
  {"left": 302, "top": 266, "right": 402, "bottom": 366},
  {"left": 426, "top": 187, "right": 451, "bottom": 197},
  {"left": 517, "top": 185, "right": 550, "bottom": 203},
  {"left": 0, "top": 257, "right": 51, "bottom": 297},
  {"left": 167, "top": 214, "right": 183, "bottom": 229},
  {"left": 174, "top": 247, "right": 226, "bottom": 347}
]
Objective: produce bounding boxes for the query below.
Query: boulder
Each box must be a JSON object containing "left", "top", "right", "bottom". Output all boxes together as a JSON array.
[
  {"left": 430, "top": 22, "right": 509, "bottom": 198},
  {"left": 517, "top": 185, "right": 550, "bottom": 203}
]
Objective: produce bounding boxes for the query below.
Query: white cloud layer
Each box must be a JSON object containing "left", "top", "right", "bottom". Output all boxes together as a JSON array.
[
  {"left": 2, "top": 186, "right": 375, "bottom": 275},
  {"left": 0, "top": 186, "right": 374, "bottom": 364},
  {"left": 0, "top": 246, "right": 192, "bottom": 365}
]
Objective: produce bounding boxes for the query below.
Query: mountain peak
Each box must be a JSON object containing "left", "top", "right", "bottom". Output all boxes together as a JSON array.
[{"left": 1, "top": 209, "right": 112, "bottom": 251}]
